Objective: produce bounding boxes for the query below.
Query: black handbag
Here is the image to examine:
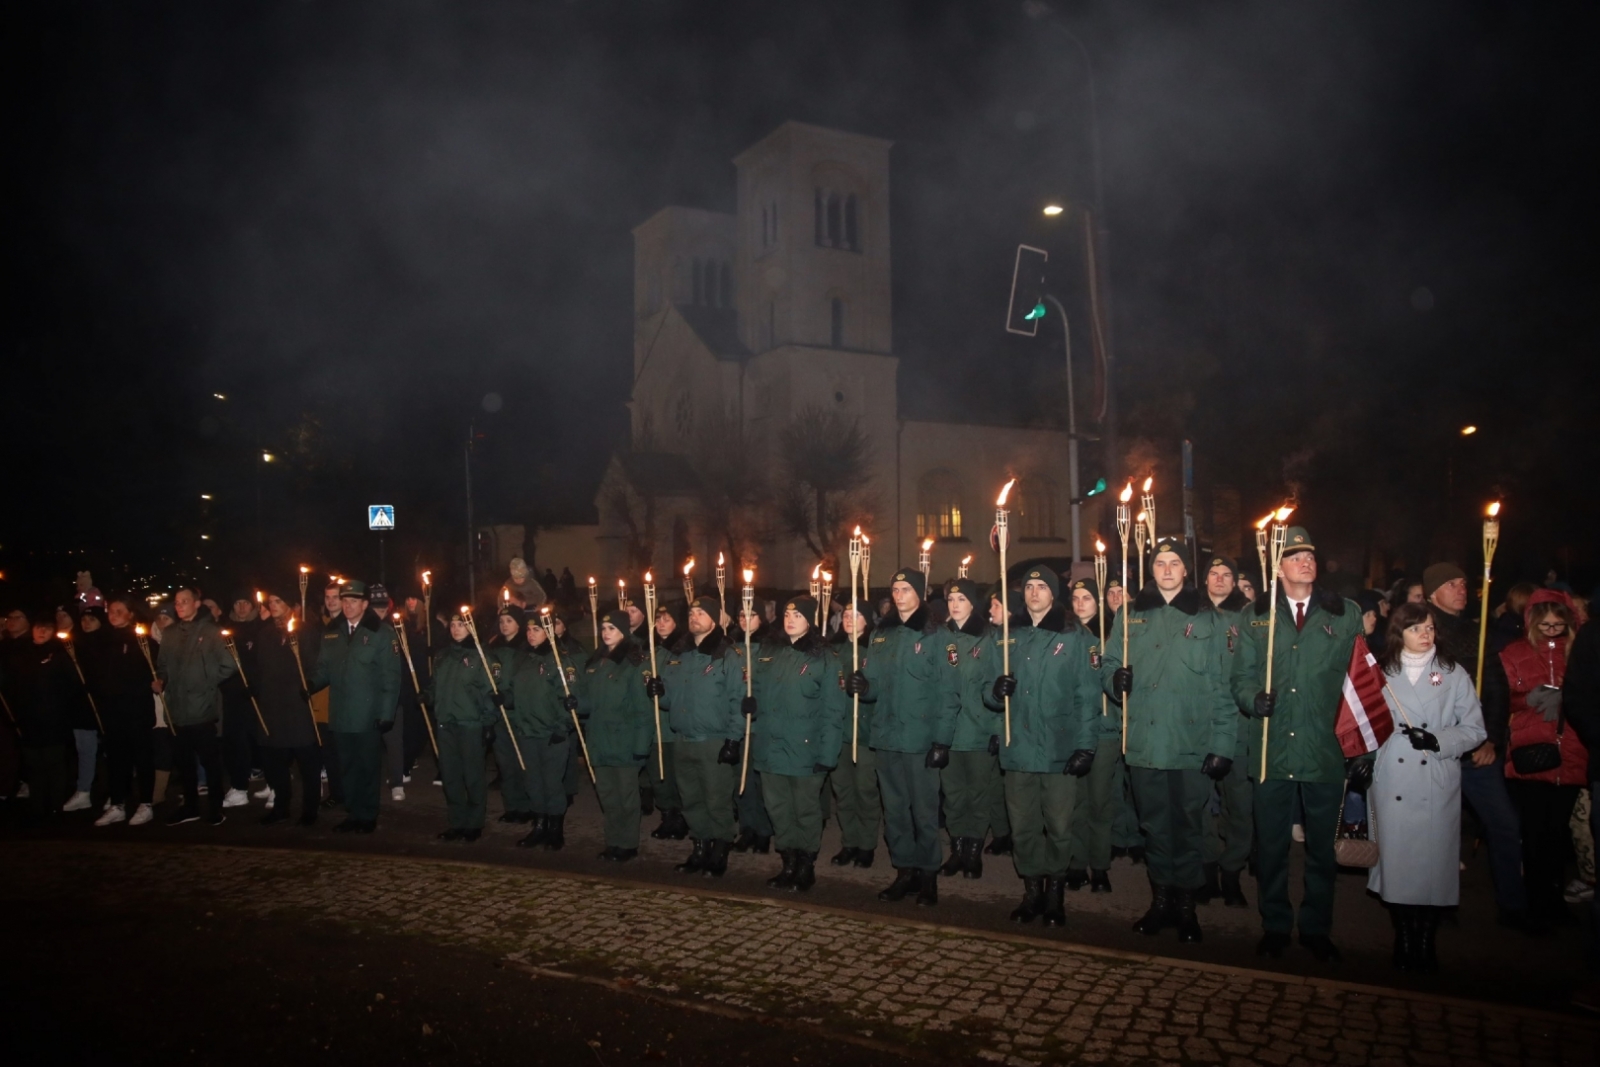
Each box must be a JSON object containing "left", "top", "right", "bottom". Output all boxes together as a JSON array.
[{"left": 1509, "top": 714, "right": 1563, "bottom": 776}]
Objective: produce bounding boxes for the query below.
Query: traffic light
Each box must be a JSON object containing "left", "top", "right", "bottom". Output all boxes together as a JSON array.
[
  {"left": 1086, "top": 477, "right": 1107, "bottom": 497},
  {"left": 1005, "top": 245, "right": 1051, "bottom": 337}
]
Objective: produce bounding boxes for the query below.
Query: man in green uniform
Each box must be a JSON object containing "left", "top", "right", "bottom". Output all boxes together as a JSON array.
[
  {"left": 990, "top": 565, "right": 1101, "bottom": 927},
  {"left": 845, "top": 569, "right": 958, "bottom": 905},
  {"left": 308, "top": 580, "right": 403, "bottom": 833},
  {"left": 655, "top": 596, "right": 743, "bottom": 876},
  {"left": 428, "top": 612, "right": 494, "bottom": 841},
  {"left": 937, "top": 577, "right": 1007, "bottom": 879},
  {"left": 1102, "top": 540, "right": 1238, "bottom": 943},
  {"left": 487, "top": 606, "right": 534, "bottom": 825},
  {"left": 581, "top": 610, "right": 653, "bottom": 861},
  {"left": 646, "top": 604, "right": 689, "bottom": 842},
  {"left": 829, "top": 599, "right": 880, "bottom": 868},
  {"left": 1198, "top": 555, "right": 1253, "bottom": 908},
  {"left": 157, "top": 587, "right": 237, "bottom": 825},
  {"left": 1232, "top": 526, "right": 1362, "bottom": 962},
  {"left": 1065, "top": 577, "right": 1121, "bottom": 893}
]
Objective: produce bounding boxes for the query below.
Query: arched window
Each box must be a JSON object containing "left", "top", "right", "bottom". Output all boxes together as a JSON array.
[
  {"left": 826, "top": 194, "right": 842, "bottom": 247},
  {"left": 719, "top": 260, "right": 732, "bottom": 308},
  {"left": 814, "top": 188, "right": 825, "bottom": 245},
  {"left": 761, "top": 205, "right": 769, "bottom": 248},
  {"left": 1014, "top": 477, "right": 1058, "bottom": 539},
  {"left": 844, "top": 194, "right": 859, "bottom": 251},
  {"left": 830, "top": 298, "right": 844, "bottom": 348},
  {"left": 917, "top": 469, "right": 964, "bottom": 540},
  {"left": 691, "top": 258, "right": 703, "bottom": 305}
]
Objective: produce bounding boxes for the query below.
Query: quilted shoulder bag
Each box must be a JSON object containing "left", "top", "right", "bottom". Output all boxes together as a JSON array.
[{"left": 1333, "top": 778, "right": 1378, "bottom": 868}]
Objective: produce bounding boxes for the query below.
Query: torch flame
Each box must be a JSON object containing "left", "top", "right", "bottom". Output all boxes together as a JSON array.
[
  {"left": 860, "top": 533, "right": 870, "bottom": 546},
  {"left": 742, "top": 568, "right": 754, "bottom": 584},
  {"left": 1095, "top": 539, "right": 1106, "bottom": 554},
  {"left": 811, "top": 564, "right": 821, "bottom": 580},
  {"left": 220, "top": 628, "right": 232, "bottom": 638},
  {"left": 822, "top": 571, "right": 832, "bottom": 583},
  {"left": 921, "top": 538, "right": 934, "bottom": 552},
  {"left": 683, "top": 559, "right": 694, "bottom": 576},
  {"left": 1255, "top": 512, "right": 1275, "bottom": 530},
  {"left": 588, "top": 576, "right": 596, "bottom": 587},
  {"left": 997, "top": 478, "right": 1016, "bottom": 506},
  {"left": 539, "top": 605, "right": 550, "bottom": 617},
  {"left": 135, "top": 625, "right": 147, "bottom": 636},
  {"left": 421, "top": 570, "right": 432, "bottom": 586},
  {"left": 287, "top": 618, "right": 295, "bottom": 633},
  {"left": 503, "top": 588, "right": 510, "bottom": 602},
  {"left": 961, "top": 554, "right": 973, "bottom": 567},
  {"left": 1119, "top": 482, "right": 1133, "bottom": 503},
  {"left": 1275, "top": 506, "right": 1295, "bottom": 522},
  {"left": 716, "top": 552, "right": 725, "bottom": 566},
  {"left": 460, "top": 605, "right": 471, "bottom": 614},
  {"left": 255, "top": 591, "right": 264, "bottom": 603},
  {"left": 1487, "top": 501, "right": 1501, "bottom": 518},
  {"left": 392, "top": 611, "right": 402, "bottom": 621},
  {"left": 1142, "top": 476, "right": 1153, "bottom": 492},
  {"left": 299, "top": 565, "right": 310, "bottom": 575},
  {"left": 56, "top": 631, "right": 70, "bottom": 641},
  {"left": 1135, "top": 511, "right": 1147, "bottom": 524},
  {"left": 643, "top": 571, "right": 653, "bottom": 584},
  {"left": 853, "top": 525, "right": 861, "bottom": 537}
]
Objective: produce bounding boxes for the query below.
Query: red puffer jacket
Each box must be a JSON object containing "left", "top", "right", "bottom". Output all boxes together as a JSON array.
[{"left": 1501, "top": 591, "right": 1587, "bottom": 785}]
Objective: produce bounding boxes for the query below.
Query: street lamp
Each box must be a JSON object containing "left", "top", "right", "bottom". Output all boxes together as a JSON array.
[
  {"left": 1460, "top": 425, "right": 1478, "bottom": 436},
  {"left": 1042, "top": 203, "right": 1065, "bottom": 216}
]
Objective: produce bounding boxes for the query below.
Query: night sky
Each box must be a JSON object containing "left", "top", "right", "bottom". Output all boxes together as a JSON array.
[{"left": 8, "top": 1, "right": 1597, "bottom": 606}]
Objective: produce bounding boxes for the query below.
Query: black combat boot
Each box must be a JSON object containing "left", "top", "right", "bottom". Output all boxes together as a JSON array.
[
  {"left": 1415, "top": 906, "right": 1439, "bottom": 972},
  {"left": 1042, "top": 877, "right": 1067, "bottom": 928},
  {"left": 1064, "top": 868, "right": 1088, "bottom": 891},
  {"left": 766, "top": 849, "right": 798, "bottom": 889},
  {"left": 878, "top": 868, "right": 920, "bottom": 902},
  {"left": 674, "top": 838, "right": 707, "bottom": 874},
  {"left": 940, "top": 839, "right": 969, "bottom": 877},
  {"left": 639, "top": 786, "right": 655, "bottom": 817},
  {"left": 1196, "top": 863, "right": 1221, "bottom": 904},
  {"left": 1132, "top": 882, "right": 1173, "bottom": 935},
  {"left": 984, "top": 834, "right": 1013, "bottom": 856},
  {"left": 1219, "top": 867, "right": 1248, "bottom": 908},
  {"left": 1010, "top": 877, "right": 1045, "bottom": 923},
  {"left": 963, "top": 836, "right": 984, "bottom": 879},
  {"left": 1126, "top": 845, "right": 1146, "bottom": 866},
  {"left": 1089, "top": 869, "right": 1112, "bottom": 893},
  {"left": 831, "top": 845, "right": 858, "bottom": 866},
  {"left": 702, "top": 838, "right": 730, "bottom": 877},
  {"left": 731, "top": 827, "right": 758, "bottom": 852},
  {"left": 436, "top": 828, "right": 464, "bottom": 841},
  {"left": 916, "top": 869, "right": 938, "bottom": 906},
  {"left": 852, "top": 848, "right": 875, "bottom": 869},
  {"left": 516, "top": 815, "right": 549, "bottom": 848},
  {"left": 1175, "top": 887, "right": 1202, "bottom": 943},
  {"left": 650, "top": 810, "right": 679, "bottom": 839},
  {"left": 541, "top": 813, "right": 565, "bottom": 850},
  {"left": 1390, "top": 904, "right": 1415, "bottom": 971},
  {"left": 791, "top": 851, "right": 817, "bottom": 892},
  {"left": 461, "top": 828, "right": 482, "bottom": 842}
]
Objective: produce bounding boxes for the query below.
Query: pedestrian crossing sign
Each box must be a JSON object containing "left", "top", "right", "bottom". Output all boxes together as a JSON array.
[{"left": 368, "top": 505, "right": 395, "bottom": 530}]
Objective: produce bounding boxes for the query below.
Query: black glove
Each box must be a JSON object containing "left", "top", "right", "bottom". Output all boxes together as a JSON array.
[
  {"left": 1346, "top": 758, "right": 1374, "bottom": 791},
  {"left": 844, "top": 671, "right": 869, "bottom": 696},
  {"left": 561, "top": 694, "right": 578, "bottom": 712},
  {"left": 1404, "top": 727, "right": 1440, "bottom": 752},
  {"left": 812, "top": 762, "right": 834, "bottom": 774},
  {"left": 924, "top": 743, "right": 950, "bottom": 770},
  {"left": 374, "top": 718, "right": 394, "bottom": 734},
  {"left": 717, "top": 739, "right": 741, "bottom": 765},
  {"left": 645, "top": 676, "right": 666, "bottom": 698},
  {"left": 549, "top": 732, "right": 565, "bottom": 746},
  {"left": 297, "top": 687, "right": 311, "bottom": 703},
  {"left": 1201, "top": 753, "right": 1232, "bottom": 781},
  {"left": 741, "top": 696, "right": 758, "bottom": 720},
  {"left": 992, "top": 674, "right": 1017, "bottom": 700},
  {"left": 1252, "top": 691, "right": 1276, "bottom": 719},
  {"left": 987, "top": 734, "right": 1000, "bottom": 756},
  {"left": 1111, "top": 667, "right": 1134, "bottom": 695},
  {"left": 1064, "top": 749, "right": 1095, "bottom": 777},
  {"left": 490, "top": 693, "right": 506, "bottom": 709}
]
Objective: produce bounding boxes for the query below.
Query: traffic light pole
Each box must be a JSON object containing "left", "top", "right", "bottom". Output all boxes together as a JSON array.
[{"left": 1044, "top": 295, "right": 1081, "bottom": 562}]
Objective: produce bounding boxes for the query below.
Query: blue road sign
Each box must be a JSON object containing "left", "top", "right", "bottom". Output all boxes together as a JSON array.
[{"left": 368, "top": 505, "right": 395, "bottom": 531}]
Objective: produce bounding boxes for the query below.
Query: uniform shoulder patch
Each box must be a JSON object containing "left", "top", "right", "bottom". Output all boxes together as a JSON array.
[{"left": 946, "top": 643, "right": 959, "bottom": 666}]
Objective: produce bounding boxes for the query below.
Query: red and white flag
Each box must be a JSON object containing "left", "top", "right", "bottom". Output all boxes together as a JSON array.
[{"left": 1335, "top": 635, "right": 1392, "bottom": 757}]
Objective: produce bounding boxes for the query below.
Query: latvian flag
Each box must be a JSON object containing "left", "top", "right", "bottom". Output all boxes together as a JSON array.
[{"left": 1334, "top": 635, "right": 1393, "bottom": 757}]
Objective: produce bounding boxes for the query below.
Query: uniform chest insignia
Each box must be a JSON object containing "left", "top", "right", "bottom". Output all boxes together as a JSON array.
[
  {"left": 1323, "top": 625, "right": 1334, "bottom": 637},
  {"left": 913, "top": 641, "right": 922, "bottom": 654},
  {"left": 872, "top": 636, "right": 886, "bottom": 644},
  {"left": 360, "top": 635, "right": 369, "bottom": 646},
  {"left": 838, "top": 673, "right": 847, "bottom": 690},
  {"left": 565, "top": 667, "right": 577, "bottom": 682},
  {"left": 969, "top": 643, "right": 983, "bottom": 659},
  {"left": 759, "top": 656, "right": 773, "bottom": 663},
  {"left": 742, "top": 668, "right": 749, "bottom": 682},
  {"left": 1129, "top": 618, "right": 1146, "bottom": 625},
  {"left": 1250, "top": 620, "right": 1269, "bottom": 628},
  {"left": 1052, "top": 642, "right": 1065, "bottom": 656},
  {"left": 798, "top": 663, "right": 809, "bottom": 676},
  {"left": 1430, "top": 671, "right": 1442, "bottom": 686},
  {"left": 946, "top": 643, "right": 959, "bottom": 666},
  {"left": 462, "top": 657, "right": 472, "bottom": 667},
  {"left": 1090, "top": 648, "right": 1102, "bottom": 669},
  {"left": 1183, "top": 623, "right": 1194, "bottom": 638},
  {"left": 538, "top": 664, "right": 547, "bottom": 677},
  {"left": 703, "top": 662, "right": 715, "bottom": 675}
]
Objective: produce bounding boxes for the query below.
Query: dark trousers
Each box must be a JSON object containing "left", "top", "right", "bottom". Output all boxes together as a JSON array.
[
  {"left": 942, "top": 748, "right": 1008, "bottom": 840},
  {"left": 491, "top": 720, "right": 530, "bottom": 813},
  {"left": 437, "top": 723, "right": 488, "bottom": 830},
  {"left": 737, "top": 768, "right": 774, "bottom": 835},
  {"left": 105, "top": 725, "right": 155, "bottom": 806},
  {"left": 877, "top": 749, "right": 943, "bottom": 871},
  {"left": 1461, "top": 757, "right": 1528, "bottom": 913},
  {"left": 1069, "top": 748, "right": 1123, "bottom": 871},
  {"left": 21, "top": 744, "right": 69, "bottom": 817},
  {"left": 1004, "top": 770, "right": 1076, "bottom": 878},
  {"left": 764, "top": 771, "right": 826, "bottom": 852},
  {"left": 831, "top": 741, "right": 881, "bottom": 850},
  {"left": 1254, "top": 779, "right": 1341, "bottom": 936},
  {"left": 262, "top": 745, "right": 322, "bottom": 818},
  {"left": 676, "top": 738, "right": 733, "bottom": 840},
  {"left": 221, "top": 699, "right": 256, "bottom": 792},
  {"left": 595, "top": 764, "right": 642, "bottom": 848},
  {"left": 1505, "top": 779, "right": 1581, "bottom": 924},
  {"left": 1129, "top": 766, "right": 1212, "bottom": 889},
  {"left": 321, "top": 733, "right": 344, "bottom": 803},
  {"left": 1203, "top": 756, "right": 1255, "bottom": 872},
  {"left": 520, "top": 730, "right": 568, "bottom": 816},
  {"left": 172, "top": 722, "right": 224, "bottom": 817},
  {"left": 333, "top": 729, "right": 384, "bottom": 824}
]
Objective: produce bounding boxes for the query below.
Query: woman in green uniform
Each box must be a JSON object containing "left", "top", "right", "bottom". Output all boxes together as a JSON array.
[
  {"left": 507, "top": 615, "right": 577, "bottom": 850},
  {"left": 580, "top": 610, "right": 654, "bottom": 861},
  {"left": 428, "top": 612, "right": 495, "bottom": 842}
]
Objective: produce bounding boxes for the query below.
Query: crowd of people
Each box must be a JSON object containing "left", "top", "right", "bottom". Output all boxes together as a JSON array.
[{"left": 3, "top": 534, "right": 1597, "bottom": 978}]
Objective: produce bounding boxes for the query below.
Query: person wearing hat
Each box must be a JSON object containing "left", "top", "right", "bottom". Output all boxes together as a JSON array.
[
  {"left": 366, "top": 583, "right": 411, "bottom": 805},
  {"left": 306, "top": 580, "right": 403, "bottom": 833},
  {"left": 730, "top": 599, "right": 776, "bottom": 854},
  {"left": 1192, "top": 556, "right": 1254, "bottom": 908},
  {"left": 426, "top": 610, "right": 496, "bottom": 841},
  {"left": 988, "top": 564, "right": 1101, "bottom": 927},
  {"left": 937, "top": 577, "right": 1008, "bottom": 880},
  {"left": 828, "top": 598, "right": 881, "bottom": 868},
  {"left": 486, "top": 603, "right": 536, "bottom": 825},
  {"left": 646, "top": 602, "right": 690, "bottom": 844},
  {"left": 653, "top": 595, "right": 744, "bottom": 875},
  {"left": 576, "top": 609, "right": 654, "bottom": 860},
  {"left": 1232, "top": 526, "right": 1363, "bottom": 961},
  {"left": 210, "top": 588, "right": 265, "bottom": 812},
  {"left": 1064, "top": 576, "right": 1122, "bottom": 894},
  {"left": 845, "top": 567, "right": 958, "bottom": 906},
  {"left": 248, "top": 589, "right": 325, "bottom": 826},
  {"left": 748, "top": 595, "right": 846, "bottom": 891},
  {"left": 157, "top": 587, "right": 238, "bottom": 826},
  {"left": 395, "top": 590, "right": 436, "bottom": 789},
  {"left": 502, "top": 615, "right": 577, "bottom": 849}
]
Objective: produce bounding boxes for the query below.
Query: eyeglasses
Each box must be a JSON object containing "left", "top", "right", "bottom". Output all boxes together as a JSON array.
[{"left": 1536, "top": 620, "right": 1567, "bottom": 630}]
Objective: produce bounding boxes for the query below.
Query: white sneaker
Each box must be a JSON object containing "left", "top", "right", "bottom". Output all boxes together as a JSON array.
[
  {"left": 94, "top": 805, "right": 128, "bottom": 827},
  {"left": 1292, "top": 823, "right": 1306, "bottom": 843},
  {"left": 1564, "top": 878, "right": 1595, "bottom": 904},
  {"left": 402, "top": 773, "right": 412, "bottom": 784},
  {"left": 103, "top": 797, "right": 113, "bottom": 811},
  {"left": 391, "top": 787, "right": 405, "bottom": 802},
  {"left": 129, "top": 804, "right": 154, "bottom": 826},
  {"left": 15, "top": 783, "right": 29, "bottom": 799},
  {"left": 252, "top": 784, "right": 274, "bottom": 800},
  {"left": 197, "top": 783, "right": 209, "bottom": 796},
  {"left": 222, "top": 788, "right": 250, "bottom": 809},
  {"left": 63, "top": 790, "right": 93, "bottom": 812}
]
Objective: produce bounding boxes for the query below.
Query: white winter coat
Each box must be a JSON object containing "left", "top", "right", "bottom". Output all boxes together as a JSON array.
[{"left": 1366, "top": 655, "right": 1486, "bottom": 906}]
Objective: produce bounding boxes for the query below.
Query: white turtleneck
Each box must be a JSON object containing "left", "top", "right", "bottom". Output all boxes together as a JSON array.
[{"left": 1401, "top": 648, "right": 1432, "bottom": 685}]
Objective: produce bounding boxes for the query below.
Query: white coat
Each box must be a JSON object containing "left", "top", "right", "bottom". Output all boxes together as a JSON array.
[{"left": 1366, "top": 655, "right": 1486, "bottom": 906}]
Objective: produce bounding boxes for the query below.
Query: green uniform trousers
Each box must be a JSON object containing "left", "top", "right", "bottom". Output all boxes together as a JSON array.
[
  {"left": 563, "top": 729, "right": 581, "bottom": 798},
  {"left": 594, "top": 764, "right": 643, "bottom": 849},
  {"left": 676, "top": 738, "right": 735, "bottom": 841},
  {"left": 942, "top": 749, "right": 1010, "bottom": 841},
  {"left": 1203, "top": 757, "right": 1254, "bottom": 872},
  {"left": 437, "top": 723, "right": 488, "bottom": 830},
  {"left": 764, "top": 772, "right": 826, "bottom": 852},
  {"left": 877, "top": 749, "right": 943, "bottom": 871},
  {"left": 1128, "top": 766, "right": 1212, "bottom": 889},
  {"left": 334, "top": 729, "right": 385, "bottom": 824},
  {"left": 1068, "top": 749, "right": 1123, "bottom": 871},
  {"left": 1255, "top": 779, "right": 1340, "bottom": 936},
  {"left": 524, "top": 734, "right": 569, "bottom": 816},
  {"left": 1004, "top": 770, "right": 1076, "bottom": 878},
  {"left": 491, "top": 720, "right": 530, "bottom": 814},
  {"left": 831, "top": 740, "right": 881, "bottom": 851},
  {"left": 1113, "top": 759, "right": 1142, "bottom": 847},
  {"left": 646, "top": 739, "right": 681, "bottom": 812},
  {"left": 737, "top": 768, "right": 773, "bottom": 836}
]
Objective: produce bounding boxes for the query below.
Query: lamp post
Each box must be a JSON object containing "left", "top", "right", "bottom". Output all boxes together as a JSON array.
[{"left": 1044, "top": 293, "right": 1082, "bottom": 561}]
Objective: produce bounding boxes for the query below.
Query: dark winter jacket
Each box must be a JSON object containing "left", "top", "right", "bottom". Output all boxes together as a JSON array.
[{"left": 5, "top": 637, "right": 84, "bottom": 746}]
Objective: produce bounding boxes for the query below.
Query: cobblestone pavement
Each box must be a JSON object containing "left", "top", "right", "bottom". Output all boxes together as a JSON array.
[{"left": 9, "top": 841, "right": 1597, "bottom": 1066}]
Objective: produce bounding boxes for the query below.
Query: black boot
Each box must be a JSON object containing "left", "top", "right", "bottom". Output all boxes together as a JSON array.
[
  {"left": 830, "top": 845, "right": 858, "bottom": 866},
  {"left": 852, "top": 848, "right": 875, "bottom": 869},
  {"left": 1064, "top": 868, "right": 1088, "bottom": 891},
  {"left": 765, "top": 849, "right": 798, "bottom": 889},
  {"left": 1089, "top": 868, "right": 1112, "bottom": 893},
  {"left": 516, "top": 815, "right": 549, "bottom": 848},
  {"left": 963, "top": 836, "right": 983, "bottom": 879},
  {"left": 1220, "top": 867, "right": 1248, "bottom": 908},
  {"left": 878, "top": 868, "right": 920, "bottom": 902},
  {"left": 791, "top": 851, "right": 817, "bottom": 892},
  {"left": 541, "top": 813, "right": 565, "bottom": 850},
  {"left": 1126, "top": 844, "right": 1146, "bottom": 866},
  {"left": 731, "top": 827, "right": 758, "bottom": 852},
  {"left": 1196, "top": 863, "right": 1221, "bottom": 905},
  {"left": 1175, "top": 887, "right": 1202, "bottom": 943},
  {"left": 1042, "top": 877, "right": 1067, "bottom": 927},
  {"left": 749, "top": 834, "right": 771, "bottom": 854},
  {"left": 702, "top": 838, "right": 730, "bottom": 877},
  {"left": 674, "top": 838, "right": 707, "bottom": 874},
  {"left": 940, "top": 838, "right": 968, "bottom": 877},
  {"left": 1416, "top": 906, "right": 1439, "bottom": 973},
  {"left": 1390, "top": 904, "right": 1415, "bottom": 971},
  {"left": 1132, "top": 883, "right": 1173, "bottom": 935},
  {"left": 650, "top": 810, "right": 678, "bottom": 839},
  {"left": 984, "top": 834, "right": 1013, "bottom": 856},
  {"left": 916, "top": 869, "right": 938, "bottom": 906},
  {"left": 639, "top": 786, "right": 655, "bottom": 817},
  {"left": 1010, "top": 877, "right": 1045, "bottom": 923}
]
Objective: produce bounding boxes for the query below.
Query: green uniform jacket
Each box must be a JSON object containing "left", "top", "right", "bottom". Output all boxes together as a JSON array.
[
  {"left": 157, "top": 614, "right": 236, "bottom": 727},
  {"left": 829, "top": 630, "right": 875, "bottom": 749},
  {"left": 1205, "top": 590, "right": 1253, "bottom": 762},
  {"left": 504, "top": 642, "right": 572, "bottom": 739},
  {"left": 859, "top": 605, "right": 959, "bottom": 754},
  {"left": 998, "top": 605, "right": 1102, "bottom": 773},
  {"left": 1101, "top": 587, "right": 1238, "bottom": 772},
  {"left": 751, "top": 630, "right": 847, "bottom": 776},
  {"left": 945, "top": 615, "right": 1005, "bottom": 752},
  {"left": 308, "top": 610, "right": 403, "bottom": 733},
  {"left": 660, "top": 627, "right": 743, "bottom": 743},
  {"left": 576, "top": 641, "right": 653, "bottom": 768},
  {"left": 1230, "top": 586, "right": 1361, "bottom": 784},
  {"left": 1083, "top": 617, "right": 1122, "bottom": 745},
  {"left": 428, "top": 639, "right": 495, "bottom": 728}
]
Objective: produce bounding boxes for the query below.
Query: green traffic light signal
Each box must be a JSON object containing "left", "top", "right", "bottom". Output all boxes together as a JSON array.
[
  {"left": 1023, "top": 301, "right": 1046, "bottom": 321},
  {"left": 1086, "top": 477, "right": 1107, "bottom": 497}
]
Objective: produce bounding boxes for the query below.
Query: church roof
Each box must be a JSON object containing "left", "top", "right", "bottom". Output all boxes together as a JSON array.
[{"left": 674, "top": 304, "right": 748, "bottom": 361}]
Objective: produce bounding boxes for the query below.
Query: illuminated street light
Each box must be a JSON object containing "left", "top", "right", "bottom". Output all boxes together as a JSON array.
[
  {"left": 1460, "top": 425, "right": 1478, "bottom": 436},
  {"left": 261, "top": 451, "right": 276, "bottom": 462},
  {"left": 213, "top": 392, "right": 227, "bottom": 400},
  {"left": 1042, "top": 203, "right": 1064, "bottom": 216},
  {"left": 200, "top": 494, "right": 212, "bottom": 500}
]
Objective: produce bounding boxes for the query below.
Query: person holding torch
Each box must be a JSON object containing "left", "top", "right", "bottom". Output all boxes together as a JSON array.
[
  {"left": 157, "top": 588, "right": 237, "bottom": 826},
  {"left": 578, "top": 609, "right": 655, "bottom": 861},
  {"left": 1196, "top": 556, "right": 1255, "bottom": 909},
  {"left": 251, "top": 590, "right": 324, "bottom": 826},
  {"left": 426, "top": 610, "right": 497, "bottom": 842},
  {"left": 503, "top": 614, "right": 579, "bottom": 849},
  {"left": 936, "top": 577, "right": 1009, "bottom": 881},
  {"left": 89, "top": 596, "right": 161, "bottom": 827},
  {"left": 1064, "top": 577, "right": 1123, "bottom": 895},
  {"left": 827, "top": 597, "right": 881, "bottom": 868}
]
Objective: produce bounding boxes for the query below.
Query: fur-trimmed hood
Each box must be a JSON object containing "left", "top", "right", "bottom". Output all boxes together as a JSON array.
[
  {"left": 760, "top": 625, "right": 828, "bottom": 658},
  {"left": 689, "top": 625, "right": 730, "bottom": 660},
  {"left": 1253, "top": 585, "right": 1346, "bottom": 617},
  {"left": 1013, "top": 605, "right": 1074, "bottom": 633},
  {"left": 1133, "top": 585, "right": 1203, "bottom": 616},
  {"left": 878, "top": 605, "right": 933, "bottom": 636},
  {"left": 946, "top": 612, "right": 990, "bottom": 638},
  {"left": 588, "top": 636, "right": 642, "bottom": 667},
  {"left": 1209, "top": 589, "right": 1250, "bottom": 614}
]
